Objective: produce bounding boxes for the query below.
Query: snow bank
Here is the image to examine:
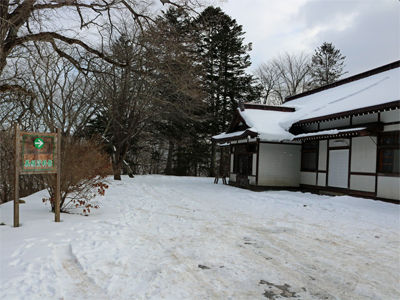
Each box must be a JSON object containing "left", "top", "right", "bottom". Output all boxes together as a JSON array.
[{"left": 1, "top": 176, "right": 399, "bottom": 299}]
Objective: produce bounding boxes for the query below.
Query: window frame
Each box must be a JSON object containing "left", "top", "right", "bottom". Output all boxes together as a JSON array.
[
  {"left": 301, "top": 140, "right": 319, "bottom": 172},
  {"left": 377, "top": 131, "right": 400, "bottom": 176},
  {"left": 232, "top": 143, "right": 256, "bottom": 175}
]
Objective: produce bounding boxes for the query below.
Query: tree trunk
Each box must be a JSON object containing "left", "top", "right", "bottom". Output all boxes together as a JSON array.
[
  {"left": 210, "top": 142, "right": 216, "bottom": 177},
  {"left": 112, "top": 155, "right": 122, "bottom": 180},
  {"left": 165, "top": 140, "right": 174, "bottom": 175}
]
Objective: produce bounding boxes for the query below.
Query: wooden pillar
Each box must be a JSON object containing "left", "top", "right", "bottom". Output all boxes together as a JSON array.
[
  {"left": 55, "top": 128, "right": 61, "bottom": 222},
  {"left": 14, "top": 125, "right": 20, "bottom": 227}
]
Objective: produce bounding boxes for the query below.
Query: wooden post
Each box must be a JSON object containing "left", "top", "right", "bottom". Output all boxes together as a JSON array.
[
  {"left": 14, "top": 125, "right": 20, "bottom": 227},
  {"left": 55, "top": 128, "right": 61, "bottom": 222}
]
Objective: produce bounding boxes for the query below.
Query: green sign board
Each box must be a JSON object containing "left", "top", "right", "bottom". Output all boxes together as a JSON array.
[
  {"left": 14, "top": 127, "right": 61, "bottom": 227},
  {"left": 20, "top": 133, "right": 57, "bottom": 174}
]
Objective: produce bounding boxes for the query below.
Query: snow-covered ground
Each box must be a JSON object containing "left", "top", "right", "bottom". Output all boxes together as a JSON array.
[{"left": 1, "top": 175, "right": 399, "bottom": 300}]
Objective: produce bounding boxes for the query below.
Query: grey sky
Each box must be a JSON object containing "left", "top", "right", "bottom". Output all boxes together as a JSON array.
[{"left": 217, "top": 0, "right": 400, "bottom": 75}]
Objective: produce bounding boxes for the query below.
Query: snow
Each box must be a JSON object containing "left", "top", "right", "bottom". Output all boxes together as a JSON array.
[
  {"left": 212, "top": 129, "right": 255, "bottom": 140},
  {"left": 239, "top": 109, "right": 294, "bottom": 142},
  {"left": 215, "top": 67, "right": 400, "bottom": 143},
  {"left": 281, "top": 67, "right": 400, "bottom": 128},
  {"left": 1, "top": 175, "right": 399, "bottom": 299},
  {"left": 294, "top": 127, "right": 367, "bottom": 139}
]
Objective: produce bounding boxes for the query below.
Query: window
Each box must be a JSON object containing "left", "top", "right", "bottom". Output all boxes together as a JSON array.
[
  {"left": 232, "top": 144, "right": 255, "bottom": 175},
  {"left": 378, "top": 132, "right": 400, "bottom": 174},
  {"left": 301, "top": 141, "right": 318, "bottom": 171}
]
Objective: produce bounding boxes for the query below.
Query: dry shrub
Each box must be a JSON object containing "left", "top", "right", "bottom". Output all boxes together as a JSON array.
[
  {"left": 43, "top": 137, "right": 112, "bottom": 214},
  {"left": 0, "top": 129, "right": 13, "bottom": 203}
]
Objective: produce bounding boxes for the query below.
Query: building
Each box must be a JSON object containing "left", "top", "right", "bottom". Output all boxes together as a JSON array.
[{"left": 212, "top": 61, "right": 400, "bottom": 202}]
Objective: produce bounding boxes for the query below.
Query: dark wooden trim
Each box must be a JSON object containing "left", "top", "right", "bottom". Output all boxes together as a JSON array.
[
  {"left": 301, "top": 169, "right": 317, "bottom": 173},
  {"left": 301, "top": 184, "right": 375, "bottom": 197},
  {"left": 292, "top": 101, "right": 400, "bottom": 126},
  {"left": 316, "top": 141, "right": 320, "bottom": 185},
  {"left": 300, "top": 184, "right": 399, "bottom": 204},
  {"left": 328, "top": 146, "right": 350, "bottom": 150},
  {"left": 285, "top": 61, "right": 400, "bottom": 102},
  {"left": 292, "top": 122, "right": 383, "bottom": 141},
  {"left": 243, "top": 103, "right": 295, "bottom": 112},
  {"left": 229, "top": 182, "right": 300, "bottom": 191},
  {"left": 256, "top": 139, "right": 260, "bottom": 186},
  {"left": 375, "top": 113, "right": 380, "bottom": 195},
  {"left": 313, "top": 121, "right": 382, "bottom": 134},
  {"left": 350, "top": 172, "right": 376, "bottom": 176},
  {"left": 326, "top": 144, "right": 330, "bottom": 186},
  {"left": 228, "top": 182, "right": 399, "bottom": 204},
  {"left": 259, "top": 141, "right": 301, "bottom": 145},
  {"left": 348, "top": 138, "right": 352, "bottom": 189},
  {"left": 318, "top": 170, "right": 327, "bottom": 173},
  {"left": 377, "top": 173, "right": 400, "bottom": 177},
  {"left": 383, "top": 121, "right": 400, "bottom": 126}
]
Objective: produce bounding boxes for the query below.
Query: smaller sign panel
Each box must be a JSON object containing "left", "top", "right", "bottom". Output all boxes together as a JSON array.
[{"left": 20, "top": 133, "right": 57, "bottom": 174}]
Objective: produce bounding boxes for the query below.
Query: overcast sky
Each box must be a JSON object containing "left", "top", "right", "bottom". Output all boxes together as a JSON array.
[{"left": 212, "top": 0, "right": 399, "bottom": 76}]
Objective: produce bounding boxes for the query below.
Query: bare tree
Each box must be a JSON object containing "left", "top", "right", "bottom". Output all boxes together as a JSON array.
[
  {"left": 254, "top": 62, "right": 280, "bottom": 105},
  {"left": 255, "top": 52, "right": 311, "bottom": 105},
  {"left": 25, "top": 46, "right": 99, "bottom": 135},
  {"left": 272, "top": 52, "right": 311, "bottom": 100},
  {"left": 0, "top": 0, "right": 204, "bottom": 94}
]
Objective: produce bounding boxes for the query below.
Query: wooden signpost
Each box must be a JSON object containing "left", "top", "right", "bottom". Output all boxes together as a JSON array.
[{"left": 14, "top": 125, "right": 61, "bottom": 227}]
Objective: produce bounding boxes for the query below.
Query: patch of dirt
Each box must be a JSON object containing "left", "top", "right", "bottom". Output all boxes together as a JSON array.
[
  {"left": 259, "top": 280, "right": 299, "bottom": 299},
  {"left": 198, "top": 264, "right": 210, "bottom": 270}
]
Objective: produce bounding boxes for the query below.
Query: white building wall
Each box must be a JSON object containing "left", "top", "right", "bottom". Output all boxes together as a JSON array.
[
  {"left": 380, "top": 109, "right": 400, "bottom": 123},
  {"left": 350, "top": 175, "right": 376, "bottom": 193},
  {"left": 249, "top": 176, "right": 256, "bottom": 185},
  {"left": 318, "top": 140, "right": 327, "bottom": 171},
  {"left": 258, "top": 143, "right": 301, "bottom": 187},
  {"left": 384, "top": 124, "right": 400, "bottom": 132},
  {"left": 352, "top": 113, "right": 378, "bottom": 125},
  {"left": 377, "top": 177, "right": 400, "bottom": 200},
  {"left": 319, "top": 118, "right": 351, "bottom": 130},
  {"left": 317, "top": 173, "right": 326, "bottom": 186},
  {"left": 252, "top": 154, "right": 257, "bottom": 176},
  {"left": 300, "top": 172, "right": 316, "bottom": 185},
  {"left": 230, "top": 173, "right": 236, "bottom": 182},
  {"left": 351, "top": 137, "right": 377, "bottom": 173}
]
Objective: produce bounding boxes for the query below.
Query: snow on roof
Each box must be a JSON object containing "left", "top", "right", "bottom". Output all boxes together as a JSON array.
[
  {"left": 238, "top": 109, "right": 294, "bottom": 142},
  {"left": 215, "top": 64, "right": 399, "bottom": 143},
  {"left": 212, "top": 129, "right": 256, "bottom": 140},
  {"left": 281, "top": 67, "right": 400, "bottom": 128}
]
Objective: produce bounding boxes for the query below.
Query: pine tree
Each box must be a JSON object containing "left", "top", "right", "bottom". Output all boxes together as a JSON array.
[
  {"left": 310, "top": 42, "right": 347, "bottom": 88},
  {"left": 149, "top": 8, "right": 207, "bottom": 176},
  {"left": 194, "top": 6, "right": 260, "bottom": 176}
]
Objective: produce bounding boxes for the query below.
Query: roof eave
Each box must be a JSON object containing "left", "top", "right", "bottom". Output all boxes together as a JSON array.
[{"left": 212, "top": 130, "right": 258, "bottom": 143}]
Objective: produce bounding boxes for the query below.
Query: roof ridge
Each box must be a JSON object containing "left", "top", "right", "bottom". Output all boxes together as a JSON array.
[{"left": 243, "top": 103, "right": 295, "bottom": 112}]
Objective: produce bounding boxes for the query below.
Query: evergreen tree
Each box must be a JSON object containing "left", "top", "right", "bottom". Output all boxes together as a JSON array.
[
  {"left": 194, "top": 6, "right": 260, "bottom": 176},
  {"left": 148, "top": 8, "right": 207, "bottom": 176},
  {"left": 310, "top": 42, "right": 347, "bottom": 88}
]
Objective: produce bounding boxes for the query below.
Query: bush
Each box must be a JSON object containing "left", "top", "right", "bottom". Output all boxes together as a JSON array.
[{"left": 42, "top": 137, "right": 112, "bottom": 214}]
